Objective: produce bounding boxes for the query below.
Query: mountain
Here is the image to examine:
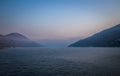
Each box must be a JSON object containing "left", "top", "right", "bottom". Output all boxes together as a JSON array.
[
  {"left": 6, "top": 33, "right": 28, "bottom": 40},
  {"left": 0, "top": 34, "right": 3, "bottom": 37},
  {"left": 69, "top": 24, "right": 120, "bottom": 47},
  {"left": 0, "top": 33, "right": 42, "bottom": 49},
  {"left": 0, "top": 36, "right": 16, "bottom": 49}
]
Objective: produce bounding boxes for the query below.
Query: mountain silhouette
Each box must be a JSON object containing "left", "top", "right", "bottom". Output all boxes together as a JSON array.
[
  {"left": 0, "top": 33, "right": 42, "bottom": 49},
  {"left": 69, "top": 24, "right": 120, "bottom": 47},
  {"left": 6, "top": 33, "right": 28, "bottom": 40},
  {"left": 0, "top": 34, "right": 3, "bottom": 37}
]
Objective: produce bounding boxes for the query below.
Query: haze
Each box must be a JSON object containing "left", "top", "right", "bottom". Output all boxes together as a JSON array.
[{"left": 1, "top": 0, "right": 120, "bottom": 41}]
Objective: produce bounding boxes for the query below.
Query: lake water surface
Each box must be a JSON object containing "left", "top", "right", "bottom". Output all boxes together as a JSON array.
[{"left": 0, "top": 47, "right": 120, "bottom": 76}]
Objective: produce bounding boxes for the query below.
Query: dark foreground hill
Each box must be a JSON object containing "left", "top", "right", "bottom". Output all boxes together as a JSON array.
[
  {"left": 69, "top": 24, "right": 120, "bottom": 47},
  {"left": 0, "top": 33, "right": 42, "bottom": 49}
]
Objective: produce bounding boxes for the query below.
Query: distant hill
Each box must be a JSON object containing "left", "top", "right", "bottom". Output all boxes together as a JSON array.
[
  {"left": 0, "top": 33, "right": 42, "bottom": 49},
  {"left": 6, "top": 33, "right": 28, "bottom": 40},
  {"left": 0, "top": 34, "right": 3, "bottom": 37},
  {"left": 69, "top": 24, "right": 120, "bottom": 47}
]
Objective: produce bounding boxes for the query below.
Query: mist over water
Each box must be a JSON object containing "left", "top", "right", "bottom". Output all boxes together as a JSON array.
[{"left": 0, "top": 47, "right": 120, "bottom": 76}]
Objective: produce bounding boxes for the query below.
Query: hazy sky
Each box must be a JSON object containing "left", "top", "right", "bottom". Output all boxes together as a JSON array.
[{"left": 1, "top": 0, "right": 120, "bottom": 40}]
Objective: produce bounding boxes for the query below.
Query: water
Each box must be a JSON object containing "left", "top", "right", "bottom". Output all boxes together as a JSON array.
[{"left": 0, "top": 47, "right": 120, "bottom": 76}]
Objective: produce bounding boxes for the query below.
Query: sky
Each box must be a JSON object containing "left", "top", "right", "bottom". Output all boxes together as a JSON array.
[{"left": 0, "top": 0, "right": 120, "bottom": 41}]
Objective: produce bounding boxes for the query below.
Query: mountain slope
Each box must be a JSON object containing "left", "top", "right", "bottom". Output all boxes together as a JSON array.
[
  {"left": 0, "top": 36, "right": 17, "bottom": 49},
  {"left": 69, "top": 24, "right": 120, "bottom": 47},
  {"left": 6, "top": 33, "right": 28, "bottom": 40},
  {"left": 0, "top": 33, "right": 42, "bottom": 49}
]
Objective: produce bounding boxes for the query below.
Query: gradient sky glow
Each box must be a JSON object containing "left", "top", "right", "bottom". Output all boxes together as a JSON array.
[{"left": 1, "top": 0, "right": 120, "bottom": 40}]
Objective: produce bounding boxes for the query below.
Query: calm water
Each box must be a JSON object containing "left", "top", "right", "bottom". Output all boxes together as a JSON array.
[{"left": 0, "top": 47, "right": 120, "bottom": 76}]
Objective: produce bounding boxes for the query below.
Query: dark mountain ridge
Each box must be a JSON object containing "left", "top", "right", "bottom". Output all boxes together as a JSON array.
[
  {"left": 69, "top": 24, "right": 120, "bottom": 47},
  {"left": 0, "top": 34, "right": 3, "bottom": 37},
  {"left": 6, "top": 33, "right": 28, "bottom": 40},
  {"left": 0, "top": 33, "right": 42, "bottom": 49}
]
